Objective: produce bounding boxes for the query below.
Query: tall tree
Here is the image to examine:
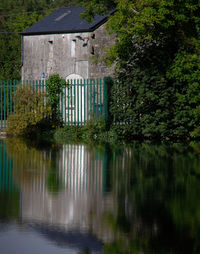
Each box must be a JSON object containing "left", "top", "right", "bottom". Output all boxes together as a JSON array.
[{"left": 79, "top": 0, "right": 200, "bottom": 140}]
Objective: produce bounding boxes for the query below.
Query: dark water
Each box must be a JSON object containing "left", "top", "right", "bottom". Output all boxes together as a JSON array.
[{"left": 1, "top": 139, "right": 200, "bottom": 254}]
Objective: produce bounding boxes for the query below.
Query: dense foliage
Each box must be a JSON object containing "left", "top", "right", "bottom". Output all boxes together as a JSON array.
[
  {"left": 6, "top": 86, "right": 51, "bottom": 136},
  {"left": 46, "top": 74, "right": 67, "bottom": 126},
  {"left": 80, "top": 0, "right": 200, "bottom": 140},
  {"left": 102, "top": 142, "right": 200, "bottom": 254}
]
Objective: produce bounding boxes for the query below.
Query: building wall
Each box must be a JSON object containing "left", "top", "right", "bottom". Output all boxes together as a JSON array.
[
  {"left": 89, "top": 23, "right": 116, "bottom": 79},
  {"left": 21, "top": 24, "right": 115, "bottom": 81},
  {"left": 22, "top": 32, "right": 90, "bottom": 80}
]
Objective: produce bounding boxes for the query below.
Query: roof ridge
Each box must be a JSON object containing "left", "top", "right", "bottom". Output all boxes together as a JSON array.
[{"left": 21, "top": 6, "right": 110, "bottom": 35}]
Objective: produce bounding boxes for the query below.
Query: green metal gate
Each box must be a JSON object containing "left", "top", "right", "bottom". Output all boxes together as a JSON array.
[{"left": 0, "top": 78, "right": 109, "bottom": 129}]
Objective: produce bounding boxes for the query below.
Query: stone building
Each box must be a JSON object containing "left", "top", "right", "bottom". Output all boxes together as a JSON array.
[{"left": 21, "top": 6, "right": 115, "bottom": 81}]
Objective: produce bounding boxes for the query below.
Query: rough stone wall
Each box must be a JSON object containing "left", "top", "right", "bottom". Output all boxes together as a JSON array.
[
  {"left": 22, "top": 33, "right": 90, "bottom": 80},
  {"left": 88, "top": 23, "right": 116, "bottom": 79},
  {"left": 21, "top": 24, "right": 115, "bottom": 81}
]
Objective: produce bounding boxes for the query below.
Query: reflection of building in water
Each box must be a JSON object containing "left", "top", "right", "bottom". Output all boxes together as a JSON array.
[
  {"left": 59, "top": 144, "right": 104, "bottom": 197},
  {"left": 17, "top": 144, "right": 114, "bottom": 242}
]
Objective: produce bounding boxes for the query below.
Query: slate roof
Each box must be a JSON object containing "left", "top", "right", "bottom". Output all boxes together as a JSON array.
[{"left": 21, "top": 6, "right": 113, "bottom": 35}]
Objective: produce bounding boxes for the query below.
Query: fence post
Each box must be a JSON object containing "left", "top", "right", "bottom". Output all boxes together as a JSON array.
[{"left": 103, "top": 77, "right": 113, "bottom": 130}]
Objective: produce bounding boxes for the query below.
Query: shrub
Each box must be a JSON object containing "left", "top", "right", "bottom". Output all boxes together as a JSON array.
[
  {"left": 54, "top": 126, "right": 85, "bottom": 142},
  {"left": 54, "top": 116, "right": 108, "bottom": 143},
  {"left": 46, "top": 74, "right": 67, "bottom": 125},
  {"left": 6, "top": 86, "right": 52, "bottom": 136},
  {"left": 84, "top": 115, "right": 106, "bottom": 141}
]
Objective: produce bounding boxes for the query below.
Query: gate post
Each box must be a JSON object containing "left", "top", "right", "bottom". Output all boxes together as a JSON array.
[{"left": 103, "top": 77, "right": 112, "bottom": 130}]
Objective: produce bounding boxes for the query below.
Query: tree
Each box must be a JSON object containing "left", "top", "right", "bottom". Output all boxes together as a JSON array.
[{"left": 79, "top": 0, "right": 200, "bottom": 140}]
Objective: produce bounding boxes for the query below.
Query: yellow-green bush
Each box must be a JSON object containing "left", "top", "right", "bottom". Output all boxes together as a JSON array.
[{"left": 6, "top": 86, "right": 52, "bottom": 136}]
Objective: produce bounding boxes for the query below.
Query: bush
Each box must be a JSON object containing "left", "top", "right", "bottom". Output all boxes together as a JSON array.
[
  {"left": 46, "top": 74, "right": 67, "bottom": 125},
  {"left": 6, "top": 86, "right": 52, "bottom": 136},
  {"left": 84, "top": 115, "right": 106, "bottom": 141},
  {"left": 54, "top": 116, "right": 110, "bottom": 143},
  {"left": 54, "top": 126, "right": 85, "bottom": 142}
]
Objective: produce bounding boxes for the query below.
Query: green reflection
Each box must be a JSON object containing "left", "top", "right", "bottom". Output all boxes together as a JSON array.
[
  {"left": 47, "top": 149, "right": 62, "bottom": 193},
  {"left": 2, "top": 138, "right": 200, "bottom": 253},
  {"left": 0, "top": 192, "right": 20, "bottom": 220},
  {"left": 103, "top": 142, "right": 200, "bottom": 254},
  {"left": 0, "top": 140, "right": 19, "bottom": 220},
  {"left": 5, "top": 138, "right": 62, "bottom": 194}
]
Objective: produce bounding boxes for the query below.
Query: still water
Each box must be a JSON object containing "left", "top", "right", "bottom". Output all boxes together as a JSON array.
[{"left": 1, "top": 139, "right": 200, "bottom": 254}]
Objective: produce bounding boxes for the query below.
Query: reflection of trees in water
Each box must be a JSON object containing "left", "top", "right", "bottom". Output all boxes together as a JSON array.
[
  {"left": 3, "top": 139, "right": 115, "bottom": 243},
  {"left": 5, "top": 138, "right": 61, "bottom": 192},
  {"left": 104, "top": 142, "right": 200, "bottom": 254},
  {"left": 4, "top": 139, "right": 200, "bottom": 253}
]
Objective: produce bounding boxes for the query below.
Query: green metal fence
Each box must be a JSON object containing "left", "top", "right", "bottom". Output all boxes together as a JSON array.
[{"left": 0, "top": 78, "right": 108, "bottom": 129}]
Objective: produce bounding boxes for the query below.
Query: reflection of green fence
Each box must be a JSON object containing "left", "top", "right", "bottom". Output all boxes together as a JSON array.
[
  {"left": 0, "top": 78, "right": 109, "bottom": 128},
  {"left": 58, "top": 144, "right": 109, "bottom": 195},
  {"left": 0, "top": 141, "right": 16, "bottom": 192}
]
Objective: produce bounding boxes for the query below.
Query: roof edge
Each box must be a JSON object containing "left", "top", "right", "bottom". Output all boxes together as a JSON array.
[
  {"left": 20, "top": 10, "right": 115, "bottom": 36},
  {"left": 20, "top": 28, "right": 98, "bottom": 36}
]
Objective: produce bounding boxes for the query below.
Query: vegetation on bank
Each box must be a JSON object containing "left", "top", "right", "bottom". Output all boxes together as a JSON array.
[
  {"left": 6, "top": 74, "right": 66, "bottom": 137},
  {"left": 2, "top": 1, "right": 200, "bottom": 141},
  {"left": 5, "top": 71, "right": 200, "bottom": 143},
  {"left": 80, "top": 0, "right": 200, "bottom": 140}
]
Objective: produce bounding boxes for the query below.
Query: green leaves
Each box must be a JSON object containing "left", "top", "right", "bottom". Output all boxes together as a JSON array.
[
  {"left": 6, "top": 86, "right": 52, "bottom": 136},
  {"left": 79, "top": 0, "right": 200, "bottom": 140},
  {"left": 46, "top": 74, "right": 67, "bottom": 107},
  {"left": 46, "top": 74, "right": 67, "bottom": 125}
]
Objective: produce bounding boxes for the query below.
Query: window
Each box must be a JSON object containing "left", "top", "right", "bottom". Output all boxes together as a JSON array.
[{"left": 71, "top": 40, "right": 76, "bottom": 57}]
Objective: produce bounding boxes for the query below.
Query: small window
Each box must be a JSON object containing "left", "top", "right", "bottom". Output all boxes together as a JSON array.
[
  {"left": 71, "top": 40, "right": 76, "bottom": 57},
  {"left": 90, "top": 46, "right": 94, "bottom": 55}
]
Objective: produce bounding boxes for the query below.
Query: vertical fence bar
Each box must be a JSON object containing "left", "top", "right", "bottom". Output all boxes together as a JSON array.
[
  {"left": 77, "top": 79, "right": 79, "bottom": 126},
  {"left": 32, "top": 80, "right": 35, "bottom": 92},
  {"left": 99, "top": 79, "right": 103, "bottom": 116},
  {"left": 90, "top": 79, "right": 92, "bottom": 119},
  {"left": 60, "top": 84, "right": 63, "bottom": 123},
  {"left": 70, "top": 80, "right": 73, "bottom": 124},
  {"left": 97, "top": 79, "right": 99, "bottom": 117},
  {"left": 80, "top": 79, "right": 83, "bottom": 126},
  {"left": 87, "top": 79, "right": 89, "bottom": 121},
  {"left": 42, "top": 79, "right": 45, "bottom": 93},
  {"left": 103, "top": 77, "right": 112, "bottom": 129},
  {"left": 64, "top": 83, "right": 66, "bottom": 125},
  {"left": 14, "top": 80, "right": 18, "bottom": 119},
  {"left": 74, "top": 80, "right": 76, "bottom": 125},
  {"left": 67, "top": 84, "right": 70, "bottom": 126},
  {"left": 103, "top": 77, "right": 108, "bottom": 126},
  {"left": 38, "top": 80, "right": 41, "bottom": 93},
  {"left": 38, "top": 79, "right": 41, "bottom": 91},
  {"left": 93, "top": 80, "right": 95, "bottom": 114},
  {"left": 84, "top": 79, "right": 86, "bottom": 124}
]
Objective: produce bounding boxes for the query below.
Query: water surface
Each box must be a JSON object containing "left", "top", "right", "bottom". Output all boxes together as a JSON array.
[{"left": 1, "top": 139, "right": 200, "bottom": 254}]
